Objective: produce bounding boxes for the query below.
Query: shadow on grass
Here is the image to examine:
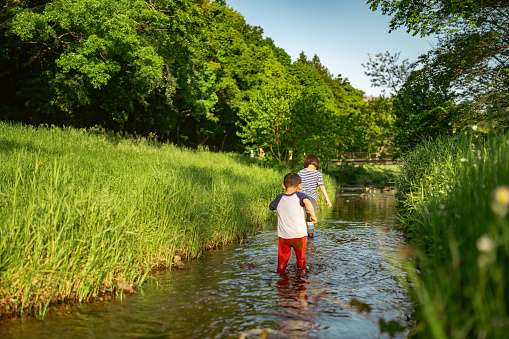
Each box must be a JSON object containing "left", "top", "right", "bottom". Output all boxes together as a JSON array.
[{"left": 0, "top": 139, "right": 58, "bottom": 156}]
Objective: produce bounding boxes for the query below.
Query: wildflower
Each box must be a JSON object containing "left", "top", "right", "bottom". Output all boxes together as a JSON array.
[
  {"left": 476, "top": 234, "right": 495, "bottom": 253},
  {"left": 494, "top": 185, "right": 509, "bottom": 205},
  {"left": 491, "top": 185, "right": 509, "bottom": 217},
  {"left": 459, "top": 158, "right": 467, "bottom": 162},
  {"left": 477, "top": 234, "right": 496, "bottom": 268},
  {"left": 439, "top": 190, "right": 445, "bottom": 194},
  {"left": 471, "top": 125, "right": 478, "bottom": 131}
]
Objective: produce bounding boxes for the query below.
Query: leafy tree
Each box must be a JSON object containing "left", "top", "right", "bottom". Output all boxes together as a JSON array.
[
  {"left": 362, "top": 51, "right": 412, "bottom": 95},
  {"left": 237, "top": 56, "right": 346, "bottom": 167},
  {"left": 173, "top": 2, "right": 292, "bottom": 150},
  {"left": 392, "top": 69, "right": 458, "bottom": 150},
  {"left": 351, "top": 97, "right": 395, "bottom": 153},
  {"left": 1, "top": 0, "right": 201, "bottom": 134},
  {"left": 304, "top": 53, "right": 396, "bottom": 155},
  {"left": 367, "top": 0, "right": 505, "bottom": 37},
  {"left": 237, "top": 81, "right": 300, "bottom": 165},
  {"left": 367, "top": 0, "right": 509, "bottom": 127},
  {"left": 287, "top": 58, "right": 341, "bottom": 165}
]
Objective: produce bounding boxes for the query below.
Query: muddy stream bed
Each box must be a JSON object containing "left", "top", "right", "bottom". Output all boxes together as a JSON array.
[{"left": 0, "top": 188, "right": 414, "bottom": 338}]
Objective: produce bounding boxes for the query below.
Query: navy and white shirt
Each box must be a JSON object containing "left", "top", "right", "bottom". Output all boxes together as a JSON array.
[
  {"left": 298, "top": 168, "right": 324, "bottom": 201},
  {"left": 269, "top": 192, "right": 309, "bottom": 239}
]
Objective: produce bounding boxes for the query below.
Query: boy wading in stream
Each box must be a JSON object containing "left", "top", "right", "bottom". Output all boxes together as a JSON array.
[
  {"left": 298, "top": 154, "right": 332, "bottom": 237},
  {"left": 270, "top": 173, "right": 317, "bottom": 274}
]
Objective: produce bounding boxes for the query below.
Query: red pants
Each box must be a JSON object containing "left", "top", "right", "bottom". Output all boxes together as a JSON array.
[{"left": 278, "top": 236, "right": 307, "bottom": 273}]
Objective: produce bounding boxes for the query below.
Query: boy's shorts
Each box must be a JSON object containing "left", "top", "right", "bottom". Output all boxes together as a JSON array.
[{"left": 305, "top": 197, "right": 317, "bottom": 228}]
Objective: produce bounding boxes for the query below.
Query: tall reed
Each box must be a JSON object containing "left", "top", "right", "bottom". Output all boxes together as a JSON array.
[
  {"left": 0, "top": 122, "right": 295, "bottom": 316},
  {"left": 396, "top": 130, "right": 509, "bottom": 338}
]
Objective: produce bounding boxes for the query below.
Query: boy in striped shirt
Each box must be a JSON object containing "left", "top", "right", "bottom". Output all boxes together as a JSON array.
[{"left": 298, "top": 154, "right": 332, "bottom": 237}]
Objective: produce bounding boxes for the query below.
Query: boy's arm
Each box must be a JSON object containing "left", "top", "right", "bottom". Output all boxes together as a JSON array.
[
  {"left": 319, "top": 185, "right": 332, "bottom": 207},
  {"left": 303, "top": 198, "right": 318, "bottom": 223},
  {"left": 269, "top": 194, "right": 282, "bottom": 210}
]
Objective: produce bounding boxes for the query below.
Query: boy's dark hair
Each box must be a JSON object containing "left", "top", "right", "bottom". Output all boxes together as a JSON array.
[
  {"left": 304, "top": 154, "right": 320, "bottom": 169},
  {"left": 284, "top": 172, "right": 301, "bottom": 188}
]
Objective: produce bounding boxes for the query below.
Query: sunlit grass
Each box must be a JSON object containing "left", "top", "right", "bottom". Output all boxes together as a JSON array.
[
  {"left": 0, "top": 122, "right": 300, "bottom": 316},
  {"left": 396, "top": 130, "right": 509, "bottom": 338}
]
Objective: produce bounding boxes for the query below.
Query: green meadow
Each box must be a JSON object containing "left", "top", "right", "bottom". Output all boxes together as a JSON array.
[
  {"left": 396, "top": 130, "right": 509, "bottom": 338},
  {"left": 0, "top": 122, "right": 333, "bottom": 316}
]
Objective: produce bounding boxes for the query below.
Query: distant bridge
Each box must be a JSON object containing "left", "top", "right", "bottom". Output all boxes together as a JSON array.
[{"left": 332, "top": 152, "right": 400, "bottom": 166}]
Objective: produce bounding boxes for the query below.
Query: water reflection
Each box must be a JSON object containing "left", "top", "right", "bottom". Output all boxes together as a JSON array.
[
  {"left": 276, "top": 273, "right": 319, "bottom": 337},
  {"left": 0, "top": 188, "right": 413, "bottom": 339}
]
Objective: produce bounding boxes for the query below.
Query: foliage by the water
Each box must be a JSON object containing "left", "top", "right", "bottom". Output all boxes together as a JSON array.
[
  {"left": 365, "top": 0, "right": 509, "bottom": 151},
  {"left": 396, "top": 130, "right": 509, "bottom": 338},
  {"left": 328, "top": 164, "right": 400, "bottom": 188},
  {"left": 0, "top": 122, "right": 337, "bottom": 316}
]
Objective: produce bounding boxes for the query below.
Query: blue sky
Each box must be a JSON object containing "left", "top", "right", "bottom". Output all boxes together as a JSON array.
[{"left": 225, "top": 0, "right": 436, "bottom": 96}]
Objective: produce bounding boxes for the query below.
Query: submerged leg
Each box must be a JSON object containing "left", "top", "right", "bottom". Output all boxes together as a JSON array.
[
  {"left": 277, "top": 237, "right": 292, "bottom": 273},
  {"left": 293, "top": 236, "right": 307, "bottom": 270},
  {"left": 307, "top": 222, "right": 314, "bottom": 238}
]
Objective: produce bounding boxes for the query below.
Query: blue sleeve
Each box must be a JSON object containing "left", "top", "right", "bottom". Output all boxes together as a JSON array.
[
  {"left": 269, "top": 194, "right": 283, "bottom": 210},
  {"left": 296, "top": 192, "right": 310, "bottom": 207}
]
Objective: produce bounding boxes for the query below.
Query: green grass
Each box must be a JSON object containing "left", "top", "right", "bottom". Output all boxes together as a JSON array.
[
  {"left": 0, "top": 122, "right": 335, "bottom": 316},
  {"left": 395, "top": 130, "right": 509, "bottom": 338},
  {"left": 328, "top": 163, "right": 400, "bottom": 188}
]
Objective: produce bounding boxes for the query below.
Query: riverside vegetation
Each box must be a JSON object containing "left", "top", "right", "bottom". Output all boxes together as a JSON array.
[
  {"left": 328, "top": 164, "right": 400, "bottom": 188},
  {"left": 0, "top": 122, "right": 335, "bottom": 316},
  {"left": 395, "top": 129, "right": 509, "bottom": 338}
]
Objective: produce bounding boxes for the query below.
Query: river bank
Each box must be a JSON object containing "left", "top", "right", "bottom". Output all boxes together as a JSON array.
[
  {"left": 0, "top": 122, "right": 334, "bottom": 317},
  {"left": 396, "top": 131, "right": 509, "bottom": 338},
  {"left": 328, "top": 163, "right": 400, "bottom": 189}
]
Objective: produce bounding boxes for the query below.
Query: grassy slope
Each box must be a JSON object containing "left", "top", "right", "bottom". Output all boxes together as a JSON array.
[{"left": 0, "top": 123, "right": 333, "bottom": 315}]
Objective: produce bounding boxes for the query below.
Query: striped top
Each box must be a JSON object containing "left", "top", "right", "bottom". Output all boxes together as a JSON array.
[{"left": 298, "top": 168, "right": 324, "bottom": 201}]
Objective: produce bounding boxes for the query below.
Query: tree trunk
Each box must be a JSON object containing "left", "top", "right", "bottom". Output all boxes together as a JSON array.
[{"left": 219, "top": 126, "right": 233, "bottom": 152}]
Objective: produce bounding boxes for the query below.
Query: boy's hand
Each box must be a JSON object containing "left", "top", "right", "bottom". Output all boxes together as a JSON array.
[
  {"left": 326, "top": 199, "right": 332, "bottom": 207},
  {"left": 310, "top": 215, "right": 318, "bottom": 223}
]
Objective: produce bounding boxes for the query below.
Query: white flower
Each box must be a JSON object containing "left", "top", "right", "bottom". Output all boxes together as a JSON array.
[
  {"left": 471, "top": 125, "right": 478, "bottom": 131},
  {"left": 476, "top": 234, "right": 495, "bottom": 253},
  {"left": 460, "top": 158, "right": 467, "bottom": 162}
]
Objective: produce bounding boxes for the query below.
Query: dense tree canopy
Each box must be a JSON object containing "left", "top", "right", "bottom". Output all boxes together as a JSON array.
[{"left": 0, "top": 0, "right": 407, "bottom": 163}]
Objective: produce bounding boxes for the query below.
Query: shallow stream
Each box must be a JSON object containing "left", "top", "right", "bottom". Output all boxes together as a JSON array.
[{"left": 1, "top": 188, "right": 413, "bottom": 338}]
